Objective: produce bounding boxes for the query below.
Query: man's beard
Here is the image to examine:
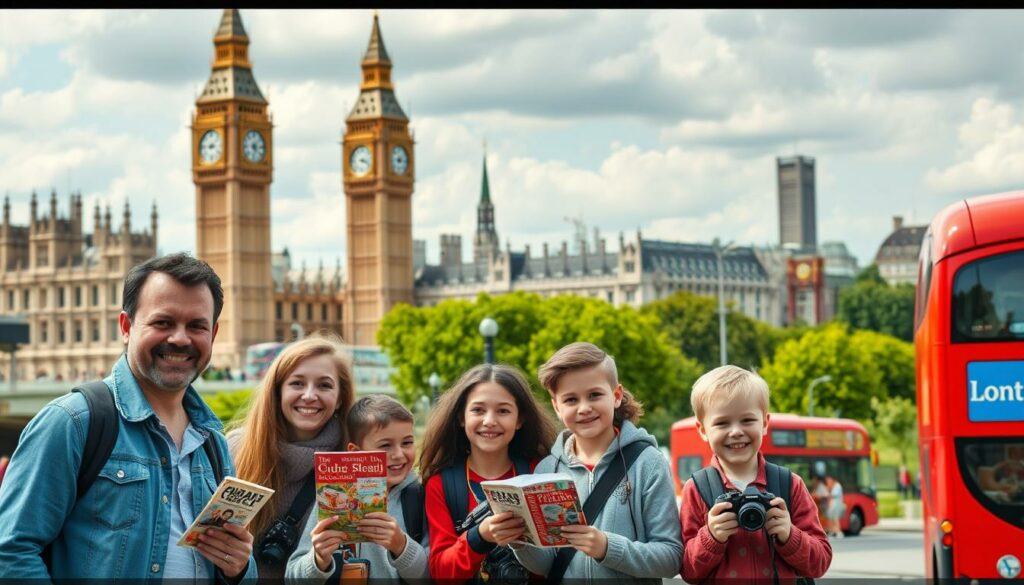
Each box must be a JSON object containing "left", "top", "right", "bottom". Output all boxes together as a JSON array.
[{"left": 143, "top": 342, "right": 205, "bottom": 391}]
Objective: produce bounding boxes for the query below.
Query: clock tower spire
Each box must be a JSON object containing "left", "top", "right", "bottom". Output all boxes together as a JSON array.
[
  {"left": 191, "top": 8, "right": 274, "bottom": 368},
  {"left": 342, "top": 13, "right": 414, "bottom": 346}
]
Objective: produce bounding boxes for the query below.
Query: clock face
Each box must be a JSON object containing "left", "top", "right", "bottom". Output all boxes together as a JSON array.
[
  {"left": 242, "top": 130, "right": 266, "bottom": 163},
  {"left": 350, "top": 145, "right": 372, "bottom": 176},
  {"left": 199, "top": 130, "right": 223, "bottom": 164},
  {"left": 796, "top": 262, "right": 812, "bottom": 281},
  {"left": 390, "top": 145, "right": 409, "bottom": 175}
]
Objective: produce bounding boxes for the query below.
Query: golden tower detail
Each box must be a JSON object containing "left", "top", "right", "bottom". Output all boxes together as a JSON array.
[
  {"left": 343, "top": 15, "right": 415, "bottom": 346},
  {"left": 192, "top": 9, "right": 274, "bottom": 367}
]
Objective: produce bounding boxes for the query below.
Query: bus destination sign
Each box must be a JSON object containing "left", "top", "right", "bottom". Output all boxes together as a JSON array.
[{"left": 967, "top": 360, "right": 1024, "bottom": 422}]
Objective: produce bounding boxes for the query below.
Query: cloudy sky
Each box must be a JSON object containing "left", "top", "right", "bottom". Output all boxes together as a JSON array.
[{"left": 2, "top": 9, "right": 1024, "bottom": 273}]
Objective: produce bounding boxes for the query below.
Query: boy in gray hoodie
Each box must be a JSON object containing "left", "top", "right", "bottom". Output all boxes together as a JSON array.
[
  {"left": 512, "top": 342, "right": 683, "bottom": 583},
  {"left": 286, "top": 395, "right": 430, "bottom": 584}
]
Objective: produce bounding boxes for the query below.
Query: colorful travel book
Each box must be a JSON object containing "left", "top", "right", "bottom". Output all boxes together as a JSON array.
[
  {"left": 480, "top": 473, "right": 586, "bottom": 548},
  {"left": 178, "top": 476, "right": 275, "bottom": 547},
  {"left": 314, "top": 451, "right": 388, "bottom": 543}
]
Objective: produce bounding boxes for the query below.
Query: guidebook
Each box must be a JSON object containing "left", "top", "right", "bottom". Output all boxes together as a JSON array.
[
  {"left": 480, "top": 473, "right": 586, "bottom": 548},
  {"left": 178, "top": 476, "right": 275, "bottom": 547},
  {"left": 314, "top": 451, "right": 388, "bottom": 543}
]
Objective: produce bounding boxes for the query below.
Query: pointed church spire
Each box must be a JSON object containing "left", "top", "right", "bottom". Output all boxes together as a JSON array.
[{"left": 480, "top": 153, "right": 492, "bottom": 204}]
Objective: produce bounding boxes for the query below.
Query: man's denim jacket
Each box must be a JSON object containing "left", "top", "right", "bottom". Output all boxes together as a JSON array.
[{"left": 0, "top": 355, "right": 258, "bottom": 582}]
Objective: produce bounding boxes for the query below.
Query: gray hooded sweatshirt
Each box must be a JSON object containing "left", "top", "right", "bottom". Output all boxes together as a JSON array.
[
  {"left": 285, "top": 472, "right": 430, "bottom": 584},
  {"left": 512, "top": 421, "right": 683, "bottom": 582}
]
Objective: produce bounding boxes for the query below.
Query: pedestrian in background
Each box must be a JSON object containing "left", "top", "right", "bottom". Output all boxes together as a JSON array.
[{"left": 825, "top": 475, "right": 845, "bottom": 538}]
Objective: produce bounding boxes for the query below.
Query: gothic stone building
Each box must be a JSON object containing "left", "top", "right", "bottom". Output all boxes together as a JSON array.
[{"left": 0, "top": 192, "right": 157, "bottom": 381}]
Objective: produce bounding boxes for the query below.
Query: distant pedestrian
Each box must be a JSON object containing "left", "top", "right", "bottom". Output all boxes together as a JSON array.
[
  {"left": 899, "top": 465, "right": 911, "bottom": 499},
  {"left": 825, "top": 475, "right": 845, "bottom": 538}
]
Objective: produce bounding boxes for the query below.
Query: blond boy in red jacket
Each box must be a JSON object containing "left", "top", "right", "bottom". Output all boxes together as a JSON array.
[{"left": 680, "top": 366, "right": 832, "bottom": 583}]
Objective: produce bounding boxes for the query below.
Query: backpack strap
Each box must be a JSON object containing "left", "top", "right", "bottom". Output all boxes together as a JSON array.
[
  {"left": 202, "top": 434, "right": 225, "bottom": 486},
  {"left": 441, "top": 459, "right": 468, "bottom": 528},
  {"left": 690, "top": 465, "right": 727, "bottom": 510},
  {"left": 401, "top": 480, "right": 426, "bottom": 544},
  {"left": 764, "top": 462, "right": 792, "bottom": 511},
  {"left": 547, "top": 441, "right": 651, "bottom": 585},
  {"left": 72, "top": 381, "right": 119, "bottom": 500}
]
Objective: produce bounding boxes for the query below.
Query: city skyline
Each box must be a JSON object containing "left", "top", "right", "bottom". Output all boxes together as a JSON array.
[{"left": 3, "top": 9, "right": 1024, "bottom": 272}]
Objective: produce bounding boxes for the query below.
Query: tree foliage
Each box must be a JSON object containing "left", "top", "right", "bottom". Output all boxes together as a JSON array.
[
  {"left": 851, "top": 329, "right": 916, "bottom": 401},
  {"left": 837, "top": 264, "right": 916, "bottom": 341},
  {"left": 203, "top": 389, "right": 255, "bottom": 425},
  {"left": 377, "top": 292, "right": 703, "bottom": 441},
  {"left": 642, "top": 291, "right": 776, "bottom": 371},
  {"left": 760, "top": 323, "right": 887, "bottom": 421},
  {"left": 866, "top": 395, "right": 918, "bottom": 467}
]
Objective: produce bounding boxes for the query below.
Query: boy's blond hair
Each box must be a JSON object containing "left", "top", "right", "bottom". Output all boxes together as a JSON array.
[
  {"left": 538, "top": 342, "right": 644, "bottom": 425},
  {"left": 690, "top": 365, "right": 770, "bottom": 422}
]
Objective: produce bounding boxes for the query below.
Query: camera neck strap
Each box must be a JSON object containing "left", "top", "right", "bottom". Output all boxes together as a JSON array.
[{"left": 284, "top": 471, "right": 318, "bottom": 526}]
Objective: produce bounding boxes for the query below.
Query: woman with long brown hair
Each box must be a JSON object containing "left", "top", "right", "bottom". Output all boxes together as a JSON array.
[
  {"left": 227, "top": 334, "right": 355, "bottom": 580},
  {"left": 420, "top": 363, "right": 557, "bottom": 582}
]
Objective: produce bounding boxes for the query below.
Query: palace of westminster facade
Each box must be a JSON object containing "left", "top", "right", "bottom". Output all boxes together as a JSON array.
[{"left": 0, "top": 10, "right": 781, "bottom": 381}]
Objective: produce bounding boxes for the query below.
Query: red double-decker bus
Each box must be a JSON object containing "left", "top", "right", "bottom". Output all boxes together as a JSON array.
[
  {"left": 915, "top": 191, "right": 1024, "bottom": 580},
  {"left": 670, "top": 413, "right": 879, "bottom": 535}
]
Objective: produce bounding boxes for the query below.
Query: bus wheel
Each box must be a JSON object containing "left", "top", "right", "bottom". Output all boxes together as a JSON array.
[{"left": 844, "top": 508, "right": 864, "bottom": 536}]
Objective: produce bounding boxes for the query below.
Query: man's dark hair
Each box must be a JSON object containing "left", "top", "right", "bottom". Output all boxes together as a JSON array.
[{"left": 122, "top": 253, "right": 224, "bottom": 324}]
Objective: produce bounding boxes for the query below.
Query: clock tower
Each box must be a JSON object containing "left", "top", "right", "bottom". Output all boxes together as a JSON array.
[
  {"left": 192, "top": 9, "right": 274, "bottom": 367},
  {"left": 343, "top": 15, "right": 415, "bottom": 346}
]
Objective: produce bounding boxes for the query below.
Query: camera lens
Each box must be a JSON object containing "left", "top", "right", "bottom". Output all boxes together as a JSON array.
[{"left": 737, "top": 501, "right": 767, "bottom": 531}]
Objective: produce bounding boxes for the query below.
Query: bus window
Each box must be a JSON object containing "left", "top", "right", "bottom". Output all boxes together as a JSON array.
[
  {"left": 958, "top": 441, "right": 1024, "bottom": 529},
  {"left": 914, "top": 227, "right": 933, "bottom": 332},
  {"left": 767, "top": 455, "right": 874, "bottom": 495},
  {"left": 677, "top": 456, "right": 703, "bottom": 483},
  {"left": 952, "top": 249, "right": 1024, "bottom": 342}
]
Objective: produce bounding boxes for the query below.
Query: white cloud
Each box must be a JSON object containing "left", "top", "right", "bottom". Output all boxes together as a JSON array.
[{"left": 925, "top": 98, "right": 1024, "bottom": 195}]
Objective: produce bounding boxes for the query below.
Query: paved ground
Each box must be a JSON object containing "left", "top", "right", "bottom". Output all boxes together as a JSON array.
[{"left": 825, "top": 527, "right": 925, "bottom": 578}]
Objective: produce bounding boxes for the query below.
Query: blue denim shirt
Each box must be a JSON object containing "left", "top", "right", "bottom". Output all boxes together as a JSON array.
[{"left": 0, "top": 355, "right": 258, "bottom": 582}]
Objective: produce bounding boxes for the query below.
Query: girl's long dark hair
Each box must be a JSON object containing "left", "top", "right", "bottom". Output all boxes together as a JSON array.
[{"left": 419, "top": 363, "right": 558, "bottom": 481}]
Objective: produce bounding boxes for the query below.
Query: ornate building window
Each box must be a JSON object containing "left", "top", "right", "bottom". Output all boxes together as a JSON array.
[
  {"left": 58, "top": 287, "right": 65, "bottom": 308},
  {"left": 291, "top": 302, "right": 298, "bottom": 320},
  {"left": 321, "top": 304, "right": 327, "bottom": 321},
  {"left": 75, "top": 287, "right": 82, "bottom": 307},
  {"left": 39, "top": 288, "right": 47, "bottom": 308},
  {"left": 6, "top": 291, "right": 13, "bottom": 311},
  {"left": 23, "top": 289, "right": 29, "bottom": 310},
  {"left": 91, "top": 320, "right": 100, "bottom": 342},
  {"left": 58, "top": 321, "right": 66, "bottom": 344},
  {"left": 41, "top": 321, "right": 48, "bottom": 343},
  {"left": 110, "top": 283, "right": 118, "bottom": 306},
  {"left": 74, "top": 321, "right": 82, "bottom": 343},
  {"left": 306, "top": 303, "right": 313, "bottom": 321},
  {"left": 111, "top": 319, "right": 119, "bottom": 341},
  {"left": 275, "top": 302, "right": 282, "bottom": 320},
  {"left": 92, "top": 285, "right": 99, "bottom": 306}
]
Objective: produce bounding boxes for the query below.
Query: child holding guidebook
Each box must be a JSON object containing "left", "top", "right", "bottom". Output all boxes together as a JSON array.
[
  {"left": 512, "top": 342, "right": 684, "bottom": 583},
  {"left": 419, "top": 364, "right": 558, "bottom": 582},
  {"left": 286, "top": 395, "right": 430, "bottom": 583}
]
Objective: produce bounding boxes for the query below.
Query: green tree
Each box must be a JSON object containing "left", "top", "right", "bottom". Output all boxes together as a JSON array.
[
  {"left": 377, "top": 292, "right": 702, "bottom": 446},
  {"left": 760, "top": 323, "right": 886, "bottom": 421},
  {"left": 203, "top": 389, "right": 255, "bottom": 425},
  {"left": 851, "top": 329, "right": 916, "bottom": 401},
  {"left": 642, "top": 291, "right": 776, "bottom": 371},
  {"left": 866, "top": 395, "right": 918, "bottom": 467},
  {"left": 838, "top": 264, "right": 916, "bottom": 341},
  {"left": 377, "top": 292, "right": 545, "bottom": 405}
]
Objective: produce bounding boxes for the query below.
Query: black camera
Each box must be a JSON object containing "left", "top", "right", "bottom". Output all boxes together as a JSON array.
[
  {"left": 716, "top": 486, "right": 776, "bottom": 531},
  {"left": 455, "top": 501, "right": 529, "bottom": 585},
  {"left": 256, "top": 518, "right": 300, "bottom": 566}
]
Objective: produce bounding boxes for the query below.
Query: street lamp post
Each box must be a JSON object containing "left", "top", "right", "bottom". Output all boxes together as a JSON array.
[
  {"left": 712, "top": 237, "right": 739, "bottom": 366},
  {"left": 428, "top": 372, "right": 441, "bottom": 405},
  {"left": 479, "top": 317, "right": 499, "bottom": 364},
  {"left": 807, "top": 375, "right": 832, "bottom": 417}
]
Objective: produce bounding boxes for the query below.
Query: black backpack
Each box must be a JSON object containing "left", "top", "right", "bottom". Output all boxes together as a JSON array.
[
  {"left": 72, "top": 380, "right": 225, "bottom": 499},
  {"left": 689, "top": 462, "right": 814, "bottom": 585},
  {"left": 400, "top": 479, "right": 426, "bottom": 544}
]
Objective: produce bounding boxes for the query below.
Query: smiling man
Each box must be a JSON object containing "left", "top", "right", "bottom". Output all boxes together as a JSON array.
[{"left": 0, "top": 253, "right": 257, "bottom": 583}]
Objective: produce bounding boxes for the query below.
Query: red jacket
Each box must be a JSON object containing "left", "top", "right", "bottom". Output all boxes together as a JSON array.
[
  {"left": 680, "top": 453, "right": 832, "bottom": 583},
  {"left": 425, "top": 461, "right": 535, "bottom": 582}
]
